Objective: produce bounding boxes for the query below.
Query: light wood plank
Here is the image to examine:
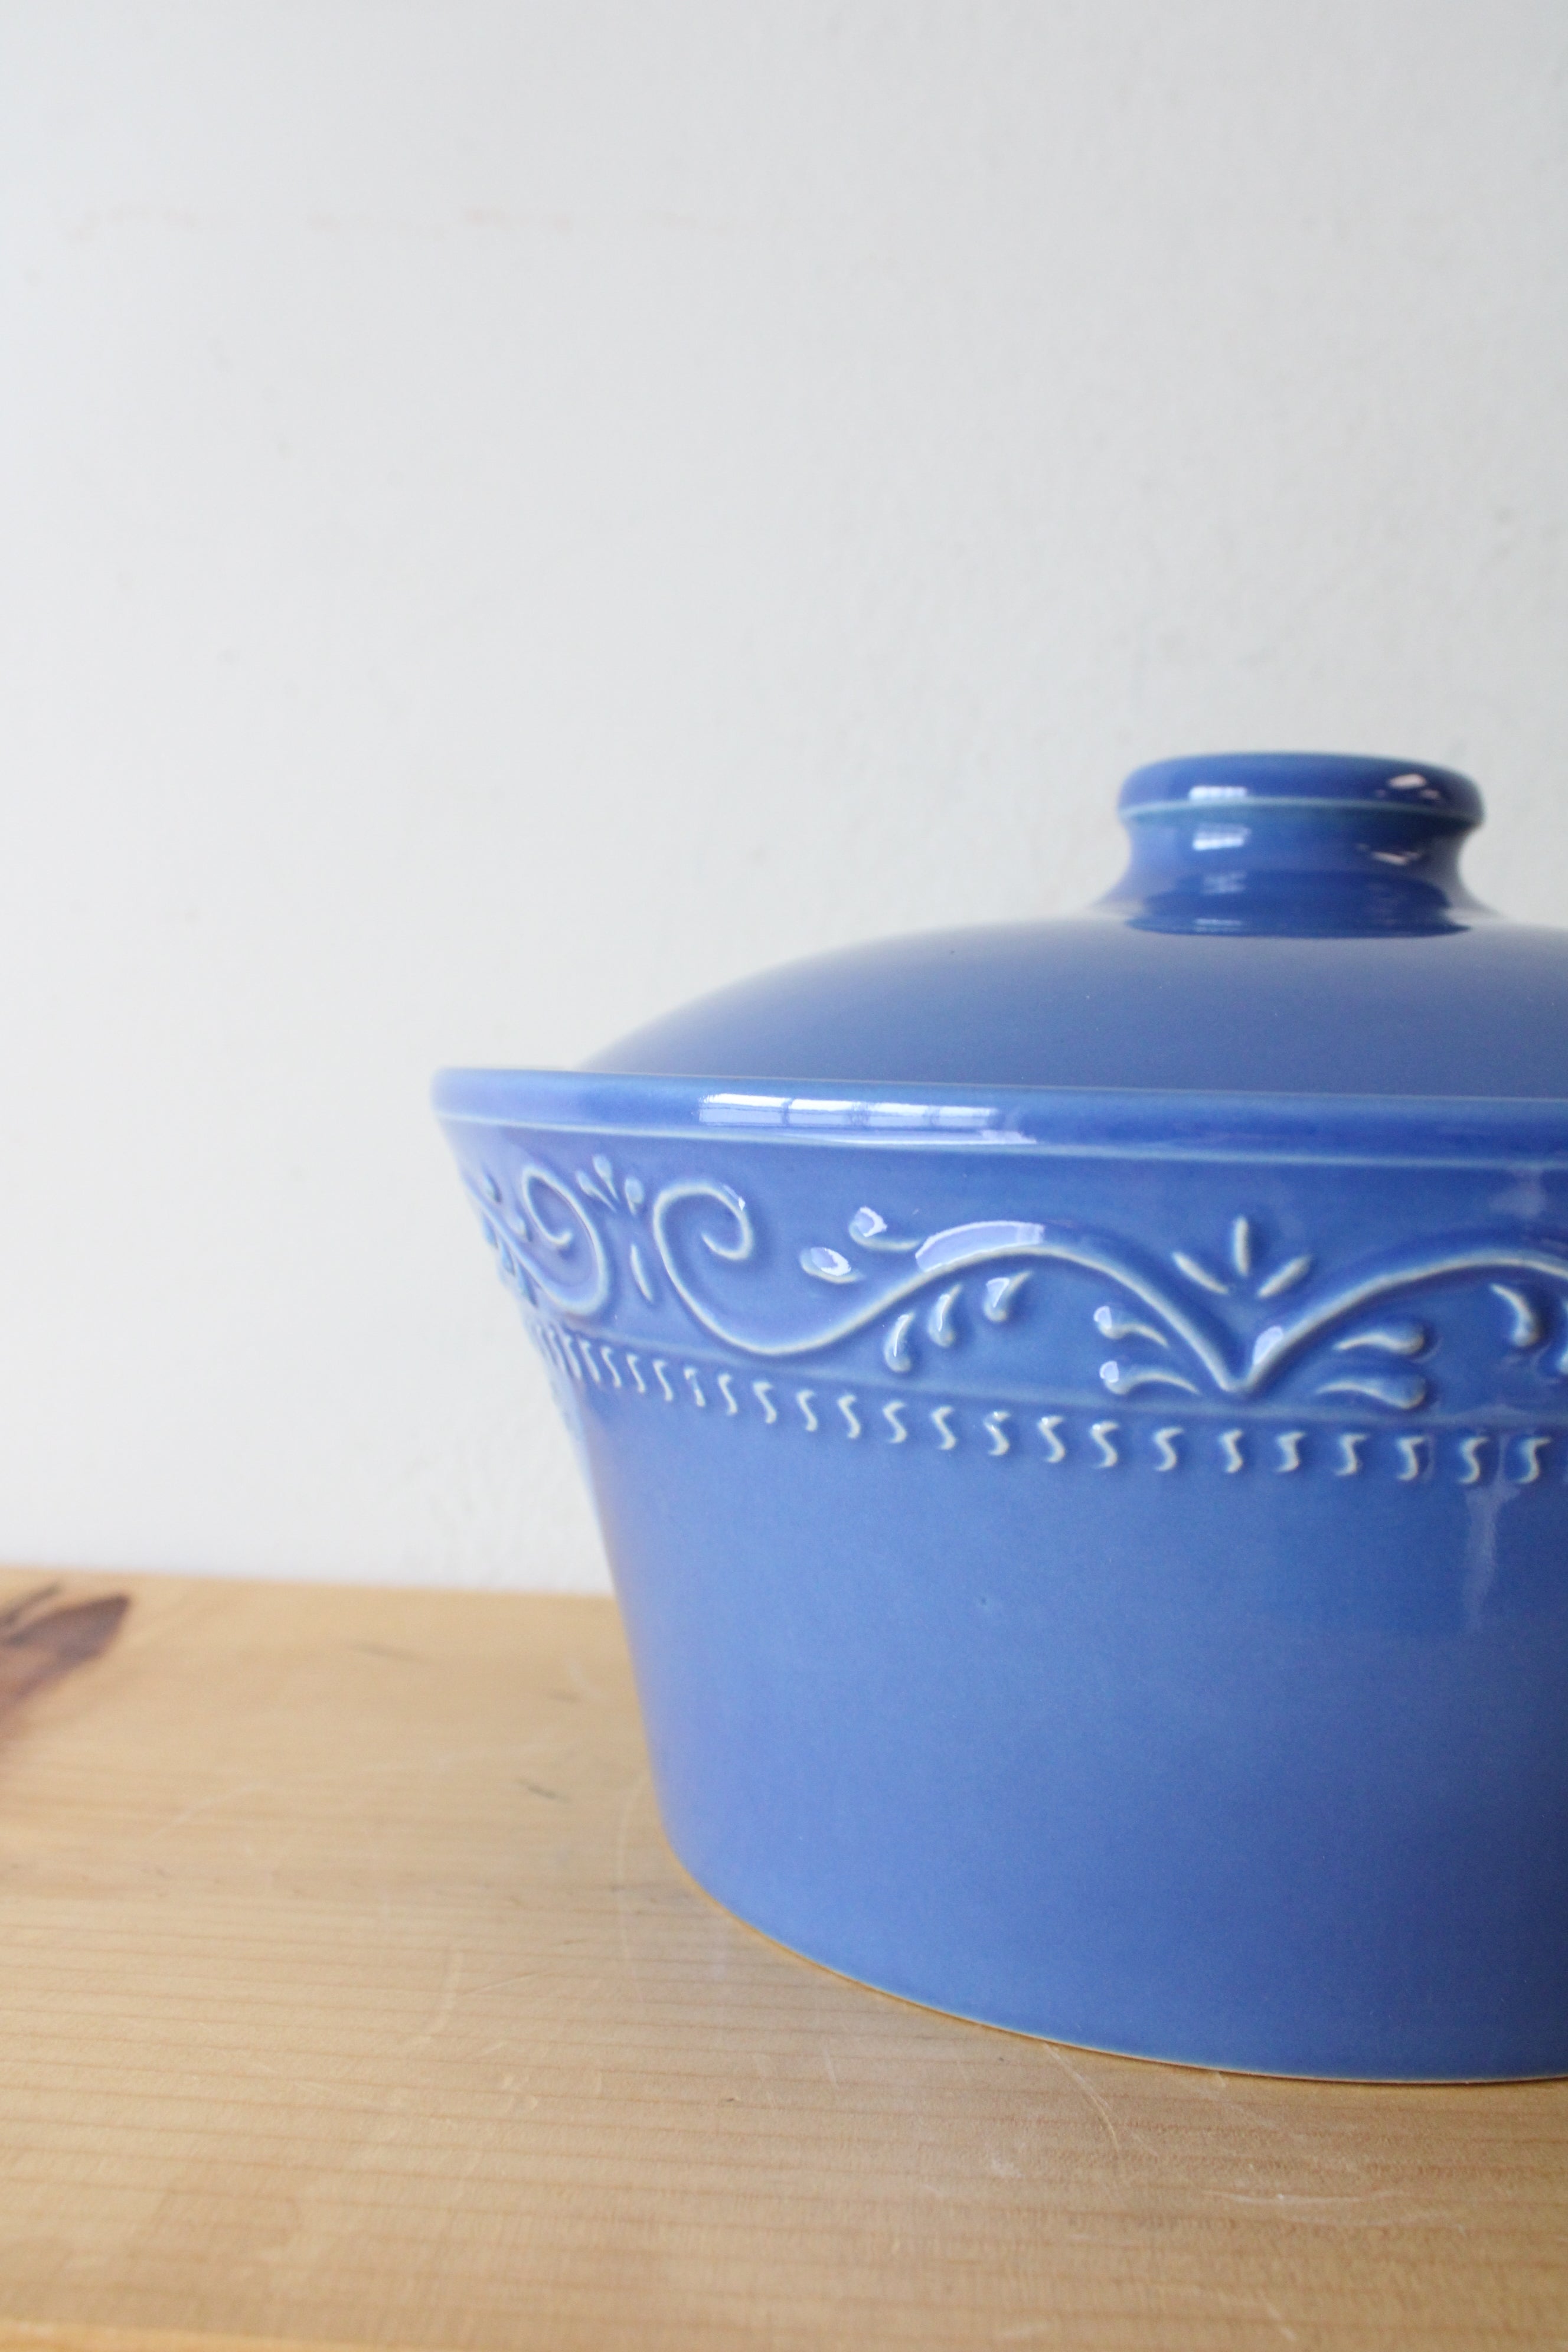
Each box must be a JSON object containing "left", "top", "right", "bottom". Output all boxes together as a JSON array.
[{"left": 0, "top": 1570, "right": 1563, "bottom": 2351}]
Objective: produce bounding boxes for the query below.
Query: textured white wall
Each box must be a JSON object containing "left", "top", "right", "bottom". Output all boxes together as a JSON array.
[{"left": 1, "top": 1, "right": 1564, "bottom": 1587}]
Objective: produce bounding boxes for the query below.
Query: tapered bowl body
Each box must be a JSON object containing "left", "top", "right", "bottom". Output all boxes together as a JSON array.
[{"left": 435, "top": 1068, "right": 1568, "bottom": 2080}]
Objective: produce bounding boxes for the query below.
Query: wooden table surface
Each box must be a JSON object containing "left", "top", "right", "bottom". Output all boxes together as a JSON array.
[{"left": 0, "top": 1571, "right": 1563, "bottom": 2352}]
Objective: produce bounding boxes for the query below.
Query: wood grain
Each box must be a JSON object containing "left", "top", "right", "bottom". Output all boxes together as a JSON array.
[{"left": 0, "top": 1572, "right": 1563, "bottom": 2352}]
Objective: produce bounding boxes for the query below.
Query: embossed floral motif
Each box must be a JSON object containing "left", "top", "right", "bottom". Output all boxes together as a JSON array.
[{"left": 463, "top": 1155, "right": 1568, "bottom": 1417}]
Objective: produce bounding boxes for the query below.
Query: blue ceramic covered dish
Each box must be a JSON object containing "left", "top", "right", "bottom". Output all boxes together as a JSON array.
[{"left": 436, "top": 754, "right": 1568, "bottom": 2080}]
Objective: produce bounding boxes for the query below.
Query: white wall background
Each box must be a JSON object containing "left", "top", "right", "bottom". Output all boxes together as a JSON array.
[{"left": 1, "top": 1, "right": 1564, "bottom": 1588}]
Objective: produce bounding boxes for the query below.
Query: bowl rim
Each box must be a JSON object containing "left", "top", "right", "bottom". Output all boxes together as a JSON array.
[{"left": 433, "top": 1066, "right": 1568, "bottom": 1168}]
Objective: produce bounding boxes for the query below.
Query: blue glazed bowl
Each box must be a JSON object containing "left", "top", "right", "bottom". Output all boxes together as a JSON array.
[{"left": 436, "top": 754, "right": 1568, "bottom": 2080}]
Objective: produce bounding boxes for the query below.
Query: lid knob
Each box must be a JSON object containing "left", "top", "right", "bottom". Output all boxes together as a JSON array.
[{"left": 1108, "top": 752, "right": 1485, "bottom": 936}]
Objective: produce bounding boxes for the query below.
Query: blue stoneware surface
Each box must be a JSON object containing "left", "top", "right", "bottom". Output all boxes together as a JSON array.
[
  {"left": 435, "top": 754, "right": 1568, "bottom": 2079},
  {"left": 593, "top": 752, "right": 1568, "bottom": 1095}
]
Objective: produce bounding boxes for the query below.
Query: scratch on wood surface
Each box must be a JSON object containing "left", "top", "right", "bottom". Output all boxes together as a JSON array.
[
  {"left": 403, "top": 1944, "right": 465, "bottom": 2052},
  {"left": 1205, "top": 2184, "right": 1472, "bottom": 2232},
  {"left": 1212, "top": 2187, "right": 1406, "bottom": 2208},
  {"left": 1180, "top": 2062, "right": 1340, "bottom": 2152},
  {"left": 145, "top": 1780, "right": 269, "bottom": 1844},
  {"left": 1155, "top": 2278, "right": 1303, "bottom": 2344},
  {"left": 1180, "top": 2065, "right": 1414, "bottom": 2191},
  {"left": 1038, "top": 2039, "right": 1129, "bottom": 2169},
  {"left": 0, "top": 1585, "right": 129, "bottom": 1724},
  {"left": 562, "top": 1648, "right": 610, "bottom": 1706}
]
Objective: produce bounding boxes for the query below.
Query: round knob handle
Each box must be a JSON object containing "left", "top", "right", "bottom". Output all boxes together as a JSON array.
[{"left": 1110, "top": 752, "right": 1485, "bottom": 935}]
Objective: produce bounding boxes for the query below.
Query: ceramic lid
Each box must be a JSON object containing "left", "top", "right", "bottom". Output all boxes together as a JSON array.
[{"left": 590, "top": 753, "right": 1568, "bottom": 1099}]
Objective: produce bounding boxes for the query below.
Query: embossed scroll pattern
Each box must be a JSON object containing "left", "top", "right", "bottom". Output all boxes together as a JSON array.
[
  {"left": 531, "top": 1309, "right": 1564, "bottom": 1490},
  {"left": 535, "top": 1308, "right": 1561, "bottom": 1486},
  {"left": 462, "top": 1151, "right": 1568, "bottom": 1426}
]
